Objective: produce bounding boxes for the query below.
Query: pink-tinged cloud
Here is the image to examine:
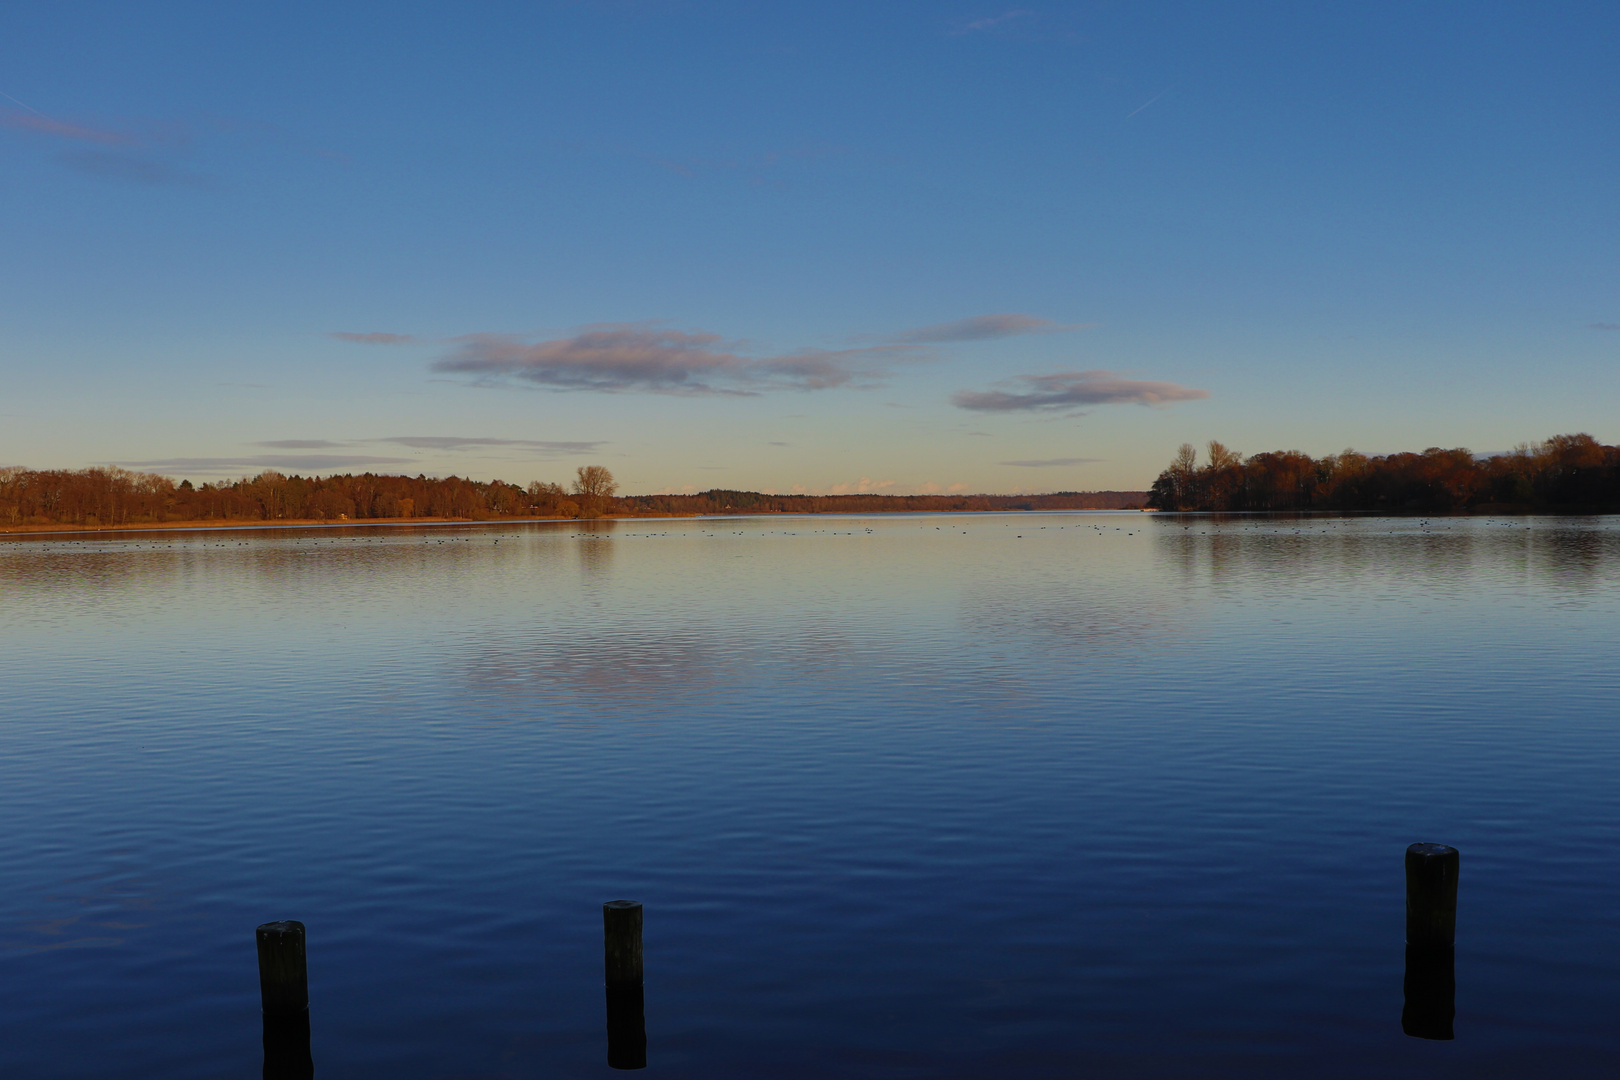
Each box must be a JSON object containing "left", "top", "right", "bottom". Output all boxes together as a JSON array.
[
  {"left": 433, "top": 325, "right": 910, "bottom": 395},
  {"left": 114, "top": 454, "right": 415, "bottom": 474},
  {"left": 330, "top": 331, "right": 419, "bottom": 345},
  {"left": 255, "top": 436, "right": 603, "bottom": 457},
  {"left": 999, "top": 457, "right": 1102, "bottom": 467},
  {"left": 954, "top": 370, "right": 1210, "bottom": 412},
  {"left": 894, "top": 313, "right": 1091, "bottom": 343},
  {"left": 379, "top": 436, "right": 602, "bottom": 455},
  {"left": 2, "top": 112, "right": 129, "bottom": 145},
  {"left": 786, "top": 478, "right": 969, "bottom": 496}
]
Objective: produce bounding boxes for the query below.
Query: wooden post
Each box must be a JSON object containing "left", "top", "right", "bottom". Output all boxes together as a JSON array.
[
  {"left": 256, "top": 920, "right": 313, "bottom": 1078},
  {"left": 256, "top": 921, "right": 309, "bottom": 1016},
  {"left": 1405, "top": 843, "right": 1459, "bottom": 949},
  {"left": 1403, "top": 843, "right": 1458, "bottom": 1040},
  {"left": 603, "top": 901, "right": 643, "bottom": 989},
  {"left": 603, "top": 901, "right": 646, "bottom": 1070}
]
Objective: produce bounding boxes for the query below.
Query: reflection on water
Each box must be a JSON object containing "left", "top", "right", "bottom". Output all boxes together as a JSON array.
[
  {"left": 1150, "top": 513, "right": 1620, "bottom": 596},
  {"left": 262, "top": 1011, "right": 314, "bottom": 1080},
  {"left": 1403, "top": 945, "right": 1455, "bottom": 1041},
  {"left": 2, "top": 513, "right": 1619, "bottom": 1078}
]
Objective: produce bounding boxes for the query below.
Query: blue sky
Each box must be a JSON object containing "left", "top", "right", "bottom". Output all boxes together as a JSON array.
[{"left": 3, "top": 1, "right": 1616, "bottom": 494}]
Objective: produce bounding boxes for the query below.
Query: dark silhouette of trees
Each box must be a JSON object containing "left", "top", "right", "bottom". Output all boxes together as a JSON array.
[
  {"left": 613, "top": 489, "right": 1145, "bottom": 515},
  {"left": 0, "top": 463, "right": 1148, "bottom": 529},
  {"left": 1145, "top": 433, "right": 1620, "bottom": 512}
]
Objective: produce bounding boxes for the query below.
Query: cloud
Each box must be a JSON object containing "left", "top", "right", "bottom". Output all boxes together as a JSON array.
[
  {"left": 57, "top": 150, "right": 214, "bottom": 187},
  {"left": 253, "top": 437, "right": 604, "bottom": 458},
  {"left": 954, "top": 370, "right": 1210, "bottom": 412},
  {"left": 614, "top": 140, "right": 852, "bottom": 188},
  {"left": 114, "top": 455, "right": 415, "bottom": 474},
  {"left": 7, "top": 102, "right": 349, "bottom": 189},
  {"left": 1127, "top": 86, "right": 1174, "bottom": 118},
  {"left": 955, "top": 10, "right": 1033, "bottom": 34},
  {"left": 782, "top": 478, "right": 970, "bottom": 496},
  {"left": 330, "top": 331, "right": 419, "bottom": 345},
  {"left": 378, "top": 436, "right": 602, "bottom": 456},
  {"left": 999, "top": 457, "right": 1102, "bottom": 467},
  {"left": 433, "top": 325, "right": 910, "bottom": 396},
  {"left": 893, "top": 313, "right": 1090, "bottom": 343},
  {"left": 1, "top": 111, "right": 129, "bottom": 145},
  {"left": 1589, "top": 323, "right": 1620, "bottom": 331},
  {"left": 825, "top": 476, "right": 899, "bottom": 495}
]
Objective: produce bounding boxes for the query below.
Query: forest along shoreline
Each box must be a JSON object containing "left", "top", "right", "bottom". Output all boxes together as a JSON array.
[
  {"left": 0, "top": 463, "right": 1148, "bottom": 536},
  {"left": 0, "top": 508, "right": 1150, "bottom": 539},
  {"left": 1145, "top": 433, "right": 1620, "bottom": 514}
]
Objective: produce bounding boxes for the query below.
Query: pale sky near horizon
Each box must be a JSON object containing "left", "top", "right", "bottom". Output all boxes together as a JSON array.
[{"left": 3, "top": 2, "right": 1617, "bottom": 495}]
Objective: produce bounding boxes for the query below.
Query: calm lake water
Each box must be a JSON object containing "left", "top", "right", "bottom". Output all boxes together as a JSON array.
[{"left": 2, "top": 512, "right": 1618, "bottom": 1077}]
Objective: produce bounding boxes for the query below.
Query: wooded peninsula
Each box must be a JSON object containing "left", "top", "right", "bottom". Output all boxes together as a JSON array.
[
  {"left": 0, "top": 463, "right": 1144, "bottom": 533},
  {"left": 1147, "top": 433, "right": 1620, "bottom": 512}
]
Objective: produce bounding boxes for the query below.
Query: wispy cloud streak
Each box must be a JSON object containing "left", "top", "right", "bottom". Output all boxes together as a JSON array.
[
  {"left": 892, "top": 313, "right": 1090, "bottom": 343},
  {"left": 954, "top": 370, "right": 1209, "bottom": 412},
  {"left": 954, "top": 10, "right": 1032, "bottom": 34},
  {"left": 330, "top": 332, "right": 419, "bottom": 345},
  {"left": 1127, "top": 86, "right": 1174, "bottom": 118},
  {"left": 57, "top": 150, "right": 213, "bottom": 186},
  {"left": 255, "top": 437, "right": 603, "bottom": 457},
  {"left": 3, "top": 101, "right": 218, "bottom": 187},
  {"left": 1, "top": 111, "right": 130, "bottom": 144},
  {"left": 999, "top": 456, "right": 1101, "bottom": 467},
  {"left": 115, "top": 455, "right": 415, "bottom": 473},
  {"left": 380, "top": 436, "right": 601, "bottom": 454}
]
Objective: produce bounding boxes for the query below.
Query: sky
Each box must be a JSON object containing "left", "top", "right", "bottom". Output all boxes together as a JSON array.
[{"left": 2, "top": 1, "right": 1617, "bottom": 495}]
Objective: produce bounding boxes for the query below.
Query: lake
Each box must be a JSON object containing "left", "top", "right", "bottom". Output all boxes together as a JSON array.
[{"left": 2, "top": 512, "right": 1617, "bottom": 1077}]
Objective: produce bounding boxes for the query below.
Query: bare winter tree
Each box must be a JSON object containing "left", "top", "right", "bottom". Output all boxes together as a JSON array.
[{"left": 572, "top": 466, "right": 618, "bottom": 518}]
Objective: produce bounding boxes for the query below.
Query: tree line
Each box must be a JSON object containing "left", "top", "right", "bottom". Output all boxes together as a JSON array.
[
  {"left": 1146, "top": 433, "right": 1620, "bottom": 512},
  {"left": 0, "top": 466, "right": 612, "bottom": 528},
  {"left": 617, "top": 489, "right": 1145, "bottom": 516},
  {"left": 0, "top": 463, "right": 1143, "bottom": 529}
]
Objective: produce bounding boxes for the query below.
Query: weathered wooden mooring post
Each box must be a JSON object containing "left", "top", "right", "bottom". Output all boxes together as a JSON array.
[
  {"left": 603, "top": 900, "right": 647, "bottom": 1070},
  {"left": 1405, "top": 843, "right": 1459, "bottom": 950},
  {"left": 1402, "top": 843, "right": 1458, "bottom": 1040},
  {"left": 257, "top": 920, "right": 314, "bottom": 1079}
]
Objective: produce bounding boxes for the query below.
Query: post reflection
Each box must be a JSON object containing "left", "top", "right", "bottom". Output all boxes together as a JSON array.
[
  {"left": 605, "top": 982, "right": 647, "bottom": 1070},
  {"left": 1402, "top": 945, "right": 1455, "bottom": 1041},
  {"left": 262, "top": 1010, "right": 314, "bottom": 1080}
]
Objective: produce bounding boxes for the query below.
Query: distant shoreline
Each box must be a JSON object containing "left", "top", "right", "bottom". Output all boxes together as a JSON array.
[
  {"left": 1, "top": 465, "right": 1149, "bottom": 532},
  {"left": 0, "top": 514, "right": 566, "bottom": 538},
  {"left": 0, "top": 506, "right": 1156, "bottom": 539}
]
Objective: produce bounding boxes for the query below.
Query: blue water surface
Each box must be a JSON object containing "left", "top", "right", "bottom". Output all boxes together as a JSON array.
[{"left": 1, "top": 512, "right": 1617, "bottom": 1077}]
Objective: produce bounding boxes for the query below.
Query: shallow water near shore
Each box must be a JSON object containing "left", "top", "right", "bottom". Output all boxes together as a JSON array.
[{"left": 2, "top": 511, "right": 1618, "bottom": 1077}]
